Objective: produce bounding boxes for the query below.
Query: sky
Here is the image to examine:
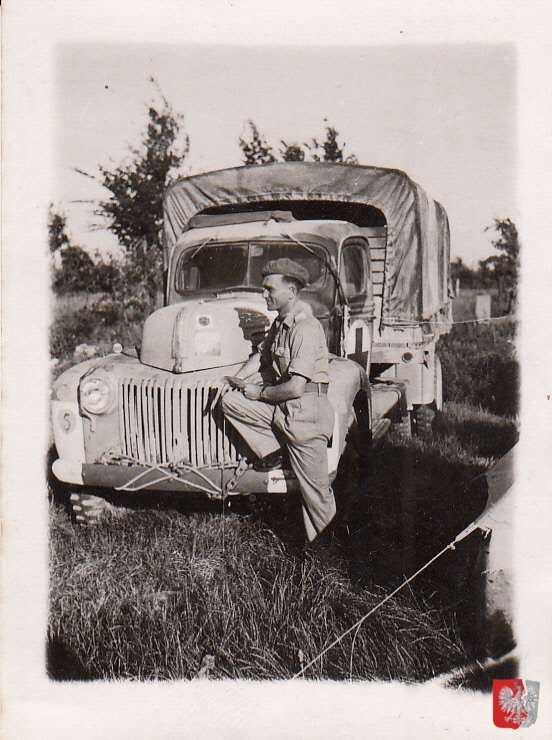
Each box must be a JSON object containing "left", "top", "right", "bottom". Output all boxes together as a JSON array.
[{"left": 56, "top": 43, "right": 516, "bottom": 266}]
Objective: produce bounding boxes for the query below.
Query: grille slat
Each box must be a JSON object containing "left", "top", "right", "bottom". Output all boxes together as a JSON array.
[
  {"left": 180, "top": 383, "right": 189, "bottom": 463},
  {"left": 142, "top": 380, "right": 151, "bottom": 463},
  {"left": 202, "top": 384, "right": 211, "bottom": 465},
  {"left": 150, "top": 380, "right": 160, "bottom": 463},
  {"left": 189, "top": 383, "right": 197, "bottom": 465},
  {"left": 160, "top": 379, "right": 168, "bottom": 463},
  {"left": 146, "top": 380, "right": 155, "bottom": 463},
  {"left": 171, "top": 383, "right": 180, "bottom": 461},
  {"left": 120, "top": 377, "right": 240, "bottom": 466},
  {"left": 129, "top": 382, "right": 139, "bottom": 459},
  {"left": 136, "top": 382, "right": 146, "bottom": 461},
  {"left": 197, "top": 383, "right": 204, "bottom": 466}
]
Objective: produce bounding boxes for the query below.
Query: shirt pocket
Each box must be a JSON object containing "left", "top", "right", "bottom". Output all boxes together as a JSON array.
[{"left": 273, "top": 346, "right": 291, "bottom": 375}]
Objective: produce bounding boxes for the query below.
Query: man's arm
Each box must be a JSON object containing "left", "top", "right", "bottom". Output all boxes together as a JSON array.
[
  {"left": 235, "top": 322, "right": 275, "bottom": 380},
  {"left": 243, "top": 374, "right": 306, "bottom": 402},
  {"left": 234, "top": 351, "right": 261, "bottom": 380},
  {"left": 244, "top": 320, "right": 318, "bottom": 402}
]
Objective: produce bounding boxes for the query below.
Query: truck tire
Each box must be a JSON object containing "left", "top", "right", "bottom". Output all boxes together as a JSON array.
[
  {"left": 393, "top": 412, "right": 412, "bottom": 439},
  {"left": 412, "top": 353, "right": 442, "bottom": 438},
  {"left": 69, "top": 492, "right": 113, "bottom": 525},
  {"left": 413, "top": 404, "right": 436, "bottom": 438}
]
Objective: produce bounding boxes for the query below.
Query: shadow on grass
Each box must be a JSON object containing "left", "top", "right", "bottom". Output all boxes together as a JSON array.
[
  {"left": 334, "top": 415, "right": 517, "bottom": 661},
  {"left": 445, "top": 655, "right": 519, "bottom": 693},
  {"left": 47, "top": 636, "right": 93, "bottom": 681}
]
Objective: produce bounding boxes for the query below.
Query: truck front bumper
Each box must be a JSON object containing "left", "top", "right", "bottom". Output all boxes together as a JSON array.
[{"left": 52, "top": 458, "right": 301, "bottom": 496}]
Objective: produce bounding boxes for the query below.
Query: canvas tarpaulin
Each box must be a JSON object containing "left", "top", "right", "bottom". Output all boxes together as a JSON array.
[{"left": 163, "top": 163, "right": 451, "bottom": 323}]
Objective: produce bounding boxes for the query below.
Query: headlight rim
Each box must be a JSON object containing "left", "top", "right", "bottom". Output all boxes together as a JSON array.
[{"left": 79, "top": 375, "right": 115, "bottom": 415}]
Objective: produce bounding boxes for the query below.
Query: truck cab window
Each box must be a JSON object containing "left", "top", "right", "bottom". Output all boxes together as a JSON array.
[
  {"left": 176, "top": 243, "right": 248, "bottom": 293},
  {"left": 174, "top": 239, "right": 331, "bottom": 303},
  {"left": 341, "top": 242, "right": 368, "bottom": 301},
  {"left": 249, "top": 242, "right": 326, "bottom": 290}
]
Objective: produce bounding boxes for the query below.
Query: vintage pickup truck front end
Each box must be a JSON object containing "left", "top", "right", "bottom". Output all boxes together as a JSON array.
[{"left": 52, "top": 296, "right": 362, "bottom": 501}]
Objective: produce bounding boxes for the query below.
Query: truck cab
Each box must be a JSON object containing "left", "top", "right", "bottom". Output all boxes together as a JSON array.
[{"left": 166, "top": 213, "right": 375, "bottom": 362}]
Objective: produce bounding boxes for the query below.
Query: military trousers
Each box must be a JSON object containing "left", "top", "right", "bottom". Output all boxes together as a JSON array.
[{"left": 221, "top": 390, "right": 336, "bottom": 542}]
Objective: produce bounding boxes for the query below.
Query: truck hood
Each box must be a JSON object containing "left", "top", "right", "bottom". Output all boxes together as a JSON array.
[{"left": 141, "top": 295, "right": 276, "bottom": 373}]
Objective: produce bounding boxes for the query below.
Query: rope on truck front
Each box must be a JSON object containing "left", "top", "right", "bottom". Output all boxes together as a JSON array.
[{"left": 108, "top": 453, "right": 225, "bottom": 497}]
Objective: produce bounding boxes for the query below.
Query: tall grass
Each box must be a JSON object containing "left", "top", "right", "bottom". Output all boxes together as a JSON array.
[{"left": 48, "top": 504, "right": 466, "bottom": 681}]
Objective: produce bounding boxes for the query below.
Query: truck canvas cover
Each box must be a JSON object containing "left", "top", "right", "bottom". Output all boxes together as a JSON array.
[{"left": 163, "top": 163, "right": 451, "bottom": 324}]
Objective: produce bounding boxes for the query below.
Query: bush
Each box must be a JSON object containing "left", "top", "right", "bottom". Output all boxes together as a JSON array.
[
  {"left": 50, "top": 308, "right": 104, "bottom": 358},
  {"left": 438, "top": 320, "right": 518, "bottom": 417},
  {"left": 50, "top": 297, "right": 149, "bottom": 360},
  {"left": 53, "top": 247, "right": 96, "bottom": 294},
  {"left": 53, "top": 252, "right": 131, "bottom": 297}
]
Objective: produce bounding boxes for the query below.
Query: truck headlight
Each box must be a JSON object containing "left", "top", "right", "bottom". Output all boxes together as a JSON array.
[{"left": 80, "top": 376, "right": 114, "bottom": 414}]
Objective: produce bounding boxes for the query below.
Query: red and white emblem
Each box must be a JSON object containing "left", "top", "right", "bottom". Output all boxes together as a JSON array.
[{"left": 493, "top": 679, "right": 540, "bottom": 728}]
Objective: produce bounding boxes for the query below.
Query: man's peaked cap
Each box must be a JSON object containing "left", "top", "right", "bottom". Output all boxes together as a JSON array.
[{"left": 261, "top": 258, "right": 309, "bottom": 288}]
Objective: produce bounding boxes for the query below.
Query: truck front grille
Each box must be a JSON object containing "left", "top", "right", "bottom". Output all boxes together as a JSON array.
[{"left": 119, "top": 378, "right": 242, "bottom": 466}]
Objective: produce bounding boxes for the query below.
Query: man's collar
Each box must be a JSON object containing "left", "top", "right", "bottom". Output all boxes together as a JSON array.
[{"left": 279, "top": 300, "right": 302, "bottom": 328}]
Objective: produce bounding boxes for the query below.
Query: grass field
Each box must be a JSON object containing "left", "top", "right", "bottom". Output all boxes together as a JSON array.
[{"left": 48, "top": 296, "right": 519, "bottom": 682}]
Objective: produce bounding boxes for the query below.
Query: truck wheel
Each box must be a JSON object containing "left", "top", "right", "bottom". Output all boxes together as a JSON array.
[
  {"left": 412, "top": 354, "right": 442, "bottom": 438},
  {"left": 413, "top": 404, "right": 436, "bottom": 438},
  {"left": 69, "top": 492, "right": 113, "bottom": 526},
  {"left": 393, "top": 412, "right": 412, "bottom": 439}
]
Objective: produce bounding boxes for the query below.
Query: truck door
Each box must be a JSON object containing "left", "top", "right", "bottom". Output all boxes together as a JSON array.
[{"left": 339, "top": 238, "right": 374, "bottom": 369}]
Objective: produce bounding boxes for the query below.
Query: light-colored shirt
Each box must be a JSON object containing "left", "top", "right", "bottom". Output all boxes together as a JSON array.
[{"left": 260, "top": 300, "right": 329, "bottom": 384}]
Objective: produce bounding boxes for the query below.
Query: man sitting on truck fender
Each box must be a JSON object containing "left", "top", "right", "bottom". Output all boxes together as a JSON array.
[{"left": 221, "top": 257, "right": 336, "bottom": 544}]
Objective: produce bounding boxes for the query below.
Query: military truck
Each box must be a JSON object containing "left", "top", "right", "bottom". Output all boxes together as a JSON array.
[{"left": 51, "top": 163, "right": 452, "bottom": 523}]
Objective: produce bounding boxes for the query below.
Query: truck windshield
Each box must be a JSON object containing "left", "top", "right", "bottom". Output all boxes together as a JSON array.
[{"left": 175, "top": 241, "right": 328, "bottom": 295}]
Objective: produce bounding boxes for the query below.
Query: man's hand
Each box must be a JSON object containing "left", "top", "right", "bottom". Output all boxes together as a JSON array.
[
  {"left": 210, "top": 377, "right": 232, "bottom": 409},
  {"left": 223, "top": 376, "right": 246, "bottom": 390},
  {"left": 243, "top": 384, "right": 263, "bottom": 401}
]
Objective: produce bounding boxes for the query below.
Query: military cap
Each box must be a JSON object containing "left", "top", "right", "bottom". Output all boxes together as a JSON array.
[{"left": 261, "top": 258, "right": 309, "bottom": 287}]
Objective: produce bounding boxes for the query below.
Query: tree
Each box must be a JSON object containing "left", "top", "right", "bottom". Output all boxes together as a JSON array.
[
  {"left": 450, "top": 256, "right": 485, "bottom": 291},
  {"left": 306, "top": 124, "right": 358, "bottom": 164},
  {"left": 479, "top": 218, "right": 519, "bottom": 308},
  {"left": 49, "top": 206, "right": 71, "bottom": 254},
  {"left": 240, "top": 120, "right": 357, "bottom": 165},
  {"left": 53, "top": 246, "right": 96, "bottom": 294},
  {"left": 279, "top": 141, "right": 305, "bottom": 162},
  {"left": 77, "top": 81, "right": 189, "bottom": 303},
  {"left": 239, "top": 120, "right": 276, "bottom": 165},
  {"left": 49, "top": 206, "right": 94, "bottom": 293}
]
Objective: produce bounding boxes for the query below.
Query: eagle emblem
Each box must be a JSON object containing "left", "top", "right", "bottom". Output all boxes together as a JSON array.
[{"left": 494, "top": 679, "right": 540, "bottom": 728}]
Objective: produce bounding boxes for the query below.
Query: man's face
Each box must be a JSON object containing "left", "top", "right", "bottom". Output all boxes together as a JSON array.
[{"left": 262, "top": 274, "right": 293, "bottom": 312}]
